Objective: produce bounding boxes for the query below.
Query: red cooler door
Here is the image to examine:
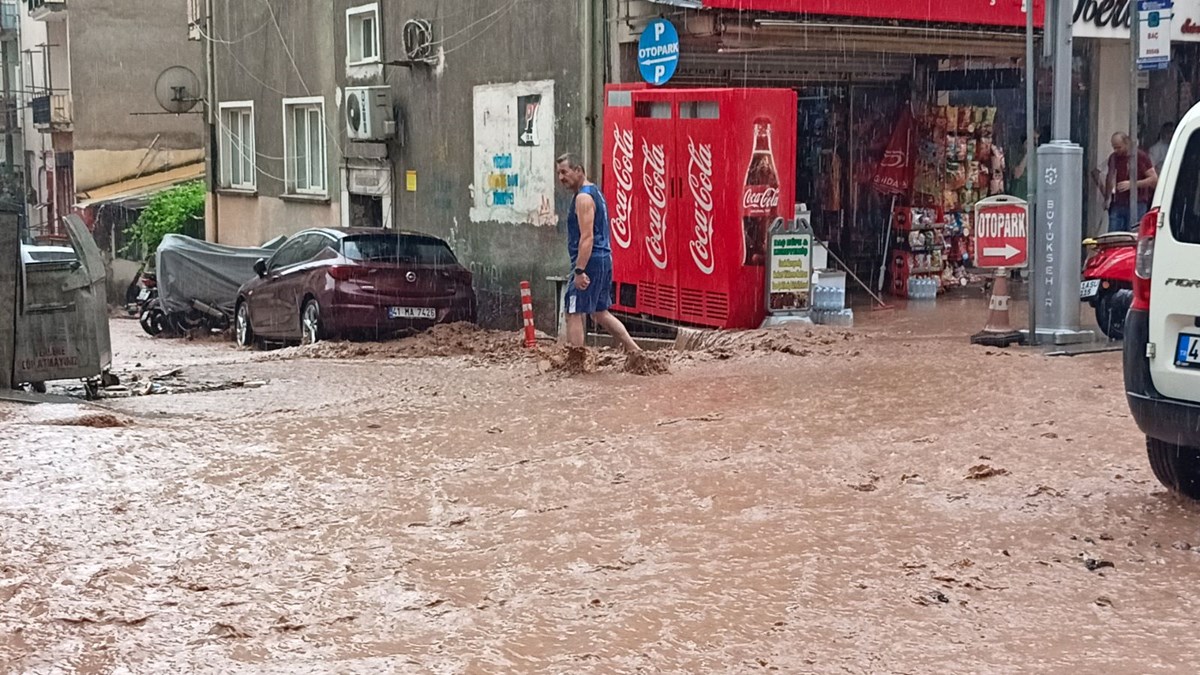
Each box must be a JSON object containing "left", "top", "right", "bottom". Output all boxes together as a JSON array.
[
  {"left": 602, "top": 84, "right": 646, "bottom": 313},
  {"left": 726, "top": 89, "right": 799, "bottom": 329},
  {"left": 631, "top": 91, "right": 680, "bottom": 323},
  {"left": 673, "top": 95, "right": 732, "bottom": 329}
]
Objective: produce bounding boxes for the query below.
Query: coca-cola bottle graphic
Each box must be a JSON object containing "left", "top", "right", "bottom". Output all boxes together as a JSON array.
[{"left": 741, "top": 118, "right": 781, "bottom": 266}]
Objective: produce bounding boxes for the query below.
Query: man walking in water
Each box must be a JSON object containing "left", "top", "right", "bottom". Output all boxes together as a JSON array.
[{"left": 555, "top": 153, "right": 642, "bottom": 353}]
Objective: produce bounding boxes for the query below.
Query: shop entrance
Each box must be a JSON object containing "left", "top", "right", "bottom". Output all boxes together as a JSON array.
[{"left": 795, "top": 84, "right": 905, "bottom": 289}]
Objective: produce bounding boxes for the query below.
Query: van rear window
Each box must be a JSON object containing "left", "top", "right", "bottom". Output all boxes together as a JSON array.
[{"left": 1169, "top": 131, "right": 1200, "bottom": 244}]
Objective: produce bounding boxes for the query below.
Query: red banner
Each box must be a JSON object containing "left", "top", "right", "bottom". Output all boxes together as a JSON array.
[
  {"left": 871, "top": 107, "right": 914, "bottom": 197},
  {"left": 701, "top": 0, "right": 1044, "bottom": 29}
]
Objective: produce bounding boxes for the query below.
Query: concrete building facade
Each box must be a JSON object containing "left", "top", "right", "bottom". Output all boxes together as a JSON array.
[
  {"left": 207, "top": 0, "right": 603, "bottom": 329},
  {"left": 22, "top": 0, "right": 205, "bottom": 242}
]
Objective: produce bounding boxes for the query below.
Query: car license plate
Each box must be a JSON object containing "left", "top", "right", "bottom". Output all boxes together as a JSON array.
[
  {"left": 1176, "top": 334, "right": 1200, "bottom": 369},
  {"left": 1080, "top": 279, "right": 1101, "bottom": 299},
  {"left": 388, "top": 306, "right": 436, "bottom": 320},
  {"left": 137, "top": 288, "right": 151, "bottom": 301}
]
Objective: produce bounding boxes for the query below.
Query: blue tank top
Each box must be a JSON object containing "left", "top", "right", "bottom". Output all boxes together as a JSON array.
[{"left": 567, "top": 184, "right": 612, "bottom": 262}]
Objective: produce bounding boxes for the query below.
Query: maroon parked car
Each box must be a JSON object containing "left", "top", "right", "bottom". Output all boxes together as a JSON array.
[{"left": 235, "top": 228, "right": 476, "bottom": 347}]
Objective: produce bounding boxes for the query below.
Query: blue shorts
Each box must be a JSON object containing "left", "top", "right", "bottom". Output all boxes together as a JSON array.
[{"left": 565, "top": 257, "right": 613, "bottom": 315}]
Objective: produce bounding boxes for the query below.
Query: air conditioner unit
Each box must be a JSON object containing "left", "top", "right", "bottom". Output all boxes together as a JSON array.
[{"left": 344, "top": 86, "right": 396, "bottom": 141}]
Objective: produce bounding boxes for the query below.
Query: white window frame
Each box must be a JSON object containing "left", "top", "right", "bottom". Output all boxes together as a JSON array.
[
  {"left": 346, "top": 3, "right": 381, "bottom": 66},
  {"left": 282, "top": 96, "right": 328, "bottom": 197},
  {"left": 218, "top": 101, "right": 256, "bottom": 190}
]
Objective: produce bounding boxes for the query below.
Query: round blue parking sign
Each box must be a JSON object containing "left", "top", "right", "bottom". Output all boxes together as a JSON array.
[{"left": 638, "top": 19, "right": 680, "bottom": 86}]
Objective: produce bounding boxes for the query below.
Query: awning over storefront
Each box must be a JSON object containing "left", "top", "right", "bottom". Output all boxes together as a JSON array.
[
  {"left": 699, "top": 0, "right": 1045, "bottom": 28},
  {"left": 74, "top": 162, "right": 205, "bottom": 211}
]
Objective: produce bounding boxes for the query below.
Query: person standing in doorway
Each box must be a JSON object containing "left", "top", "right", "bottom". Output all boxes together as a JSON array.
[
  {"left": 1148, "top": 121, "right": 1176, "bottom": 174},
  {"left": 1010, "top": 126, "right": 1048, "bottom": 203},
  {"left": 1105, "top": 132, "right": 1158, "bottom": 232},
  {"left": 555, "top": 153, "right": 642, "bottom": 353}
]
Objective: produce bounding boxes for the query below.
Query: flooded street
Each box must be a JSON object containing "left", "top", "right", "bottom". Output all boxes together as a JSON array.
[{"left": 3, "top": 308, "right": 1199, "bottom": 673}]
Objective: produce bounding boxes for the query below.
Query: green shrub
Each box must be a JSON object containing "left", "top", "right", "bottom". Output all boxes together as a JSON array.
[{"left": 123, "top": 180, "right": 206, "bottom": 258}]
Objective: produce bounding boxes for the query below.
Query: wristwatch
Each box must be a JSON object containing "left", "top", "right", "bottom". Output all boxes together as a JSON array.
[{"left": 573, "top": 267, "right": 585, "bottom": 276}]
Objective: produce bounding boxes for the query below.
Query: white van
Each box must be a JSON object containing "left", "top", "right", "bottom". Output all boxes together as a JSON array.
[{"left": 1125, "top": 109, "right": 1200, "bottom": 499}]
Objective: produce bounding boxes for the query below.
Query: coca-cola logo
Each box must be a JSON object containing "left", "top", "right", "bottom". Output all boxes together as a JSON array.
[
  {"left": 686, "top": 137, "right": 715, "bottom": 276},
  {"left": 743, "top": 186, "right": 780, "bottom": 212},
  {"left": 1184, "top": 18, "right": 1200, "bottom": 34},
  {"left": 642, "top": 139, "right": 668, "bottom": 270},
  {"left": 610, "top": 125, "right": 634, "bottom": 250},
  {"left": 1074, "top": 0, "right": 1131, "bottom": 30}
]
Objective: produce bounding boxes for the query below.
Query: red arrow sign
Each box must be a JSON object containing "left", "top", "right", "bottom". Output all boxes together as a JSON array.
[{"left": 974, "top": 199, "right": 1029, "bottom": 270}]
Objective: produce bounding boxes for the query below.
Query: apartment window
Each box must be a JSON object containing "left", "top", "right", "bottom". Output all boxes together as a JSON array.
[
  {"left": 283, "top": 97, "right": 327, "bottom": 195},
  {"left": 347, "top": 4, "right": 380, "bottom": 65},
  {"left": 218, "top": 102, "right": 255, "bottom": 190}
]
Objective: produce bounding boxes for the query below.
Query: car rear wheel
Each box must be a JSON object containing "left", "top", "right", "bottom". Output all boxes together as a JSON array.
[
  {"left": 235, "top": 301, "right": 255, "bottom": 348},
  {"left": 1147, "top": 437, "right": 1200, "bottom": 499},
  {"left": 1095, "top": 288, "right": 1132, "bottom": 341},
  {"left": 301, "top": 299, "right": 322, "bottom": 346}
]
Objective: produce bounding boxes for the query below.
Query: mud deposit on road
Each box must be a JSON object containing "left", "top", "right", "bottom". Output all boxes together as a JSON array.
[
  {"left": 34, "top": 413, "right": 133, "bottom": 428},
  {"left": 5, "top": 317, "right": 1200, "bottom": 672},
  {"left": 276, "top": 322, "right": 528, "bottom": 362}
]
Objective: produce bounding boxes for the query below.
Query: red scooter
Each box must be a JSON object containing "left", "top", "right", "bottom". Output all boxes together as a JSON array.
[{"left": 1080, "top": 231, "right": 1136, "bottom": 340}]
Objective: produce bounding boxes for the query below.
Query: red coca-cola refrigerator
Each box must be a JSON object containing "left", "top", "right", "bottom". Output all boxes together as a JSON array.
[
  {"left": 601, "top": 83, "right": 648, "bottom": 314},
  {"left": 602, "top": 87, "right": 797, "bottom": 329}
]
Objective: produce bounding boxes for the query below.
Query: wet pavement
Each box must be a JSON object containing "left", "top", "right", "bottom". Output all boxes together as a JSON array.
[{"left": 2, "top": 306, "right": 1198, "bottom": 673}]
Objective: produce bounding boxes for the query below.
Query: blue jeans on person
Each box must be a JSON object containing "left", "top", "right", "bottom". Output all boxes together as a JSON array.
[{"left": 1109, "top": 202, "right": 1148, "bottom": 232}]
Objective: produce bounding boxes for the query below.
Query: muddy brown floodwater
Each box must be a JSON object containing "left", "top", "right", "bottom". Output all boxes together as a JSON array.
[{"left": 4, "top": 305, "right": 1200, "bottom": 674}]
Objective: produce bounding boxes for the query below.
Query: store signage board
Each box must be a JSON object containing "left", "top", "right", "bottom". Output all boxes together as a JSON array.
[
  {"left": 1074, "top": 0, "right": 1197, "bottom": 40},
  {"left": 700, "top": 0, "right": 1045, "bottom": 28},
  {"left": 638, "top": 19, "right": 680, "bottom": 86},
  {"left": 765, "top": 213, "right": 813, "bottom": 316},
  {"left": 974, "top": 196, "right": 1030, "bottom": 270},
  {"left": 1138, "top": 0, "right": 1175, "bottom": 69}
]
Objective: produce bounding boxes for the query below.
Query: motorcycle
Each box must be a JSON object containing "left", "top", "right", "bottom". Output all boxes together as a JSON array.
[
  {"left": 139, "top": 233, "right": 281, "bottom": 338},
  {"left": 1080, "top": 231, "right": 1136, "bottom": 341}
]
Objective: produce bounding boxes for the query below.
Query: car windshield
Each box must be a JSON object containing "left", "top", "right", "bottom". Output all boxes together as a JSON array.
[{"left": 342, "top": 234, "right": 457, "bottom": 265}]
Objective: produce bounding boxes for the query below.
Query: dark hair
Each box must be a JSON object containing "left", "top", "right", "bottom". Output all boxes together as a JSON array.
[{"left": 556, "top": 153, "right": 585, "bottom": 172}]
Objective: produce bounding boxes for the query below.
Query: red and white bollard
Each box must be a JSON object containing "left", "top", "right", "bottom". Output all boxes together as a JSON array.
[{"left": 520, "top": 281, "right": 536, "bottom": 349}]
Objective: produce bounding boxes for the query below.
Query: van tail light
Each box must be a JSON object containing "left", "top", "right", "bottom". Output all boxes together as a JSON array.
[
  {"left": 328, "top": 265, "right": 369, "bottom": 282},
  {"left": 1132, "top": 207, "right": 1159, "bottom": 311}
]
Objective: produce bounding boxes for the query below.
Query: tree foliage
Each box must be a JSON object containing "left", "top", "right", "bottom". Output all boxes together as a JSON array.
[{"left": 124, "top": 180, "right": 206, "bottom": 258}]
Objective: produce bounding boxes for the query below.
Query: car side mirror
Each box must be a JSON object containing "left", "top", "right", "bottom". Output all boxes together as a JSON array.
[{"left": 254, "top": 258, "right": 268, "bottom": 278}]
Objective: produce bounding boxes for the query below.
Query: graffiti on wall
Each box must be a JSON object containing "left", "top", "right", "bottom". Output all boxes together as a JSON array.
[{"left": 470, "top": 80, "right": 557, "bottom": 226}]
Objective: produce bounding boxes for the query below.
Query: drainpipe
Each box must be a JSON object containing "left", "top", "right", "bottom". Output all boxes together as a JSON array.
[
  {"left": 580, "top": 0, "right": 594, "bottom": 175},
  {"left": 205, "top": 0, "right": 219, "bottom": 243},
  {"left": 580, "top": 0, "right": 606, "bottom": 180}
]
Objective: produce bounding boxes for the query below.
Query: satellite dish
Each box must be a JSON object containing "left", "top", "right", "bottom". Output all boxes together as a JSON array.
[{"left": 154, "top": 66, "right": 202, "bottom": 114}]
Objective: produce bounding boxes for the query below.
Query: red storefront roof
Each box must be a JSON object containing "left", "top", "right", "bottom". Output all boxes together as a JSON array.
[{"left": 702, "top": 0, "right": 1045, "bottom": 28}]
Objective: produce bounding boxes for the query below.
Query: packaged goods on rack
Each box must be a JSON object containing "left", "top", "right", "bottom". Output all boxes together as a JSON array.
[
  {"left": 911, "top": 104, "right": 1006, "bottom": 290},
  {"left": 888, "top": 206, "right": 947, "bottom": 299}
]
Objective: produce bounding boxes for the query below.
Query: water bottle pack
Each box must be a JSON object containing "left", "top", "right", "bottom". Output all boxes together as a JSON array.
[
  {"left": 811, "top": 284, "right": 846, "bottom": 311},
  {"left": 812, "top": 308, "right": 854, "bottom": 327},
  {"left": 907, "top": 277, "right": 938, "bottom": 301}
]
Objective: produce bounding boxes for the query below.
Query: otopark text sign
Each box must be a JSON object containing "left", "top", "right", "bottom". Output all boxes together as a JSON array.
[
  {"left": 973, "top": 196, "right": 1029, "bottom": 269},
  {"left": 638, "top": 19, "right": 680, "bottom": 86}
]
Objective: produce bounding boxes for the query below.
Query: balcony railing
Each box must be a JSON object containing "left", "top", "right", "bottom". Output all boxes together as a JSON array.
[
  {"left": 31, "top": 93, "right": 71, "bottom": 130},
  {"left": 27, "top": 0, "right": 66, "bottom": 21}
]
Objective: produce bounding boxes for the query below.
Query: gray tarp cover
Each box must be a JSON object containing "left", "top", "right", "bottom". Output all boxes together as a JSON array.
[{"left": 156, "top": 234, "right": 283, "bottom": 315}]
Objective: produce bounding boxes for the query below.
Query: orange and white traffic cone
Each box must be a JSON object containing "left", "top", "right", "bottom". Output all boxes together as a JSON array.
[
  {"left": 520, "top": 281, "right": 537, "bottom": 349},
  {"left": 970, "top": 269, "right": 1026, "bottom": 347}
]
